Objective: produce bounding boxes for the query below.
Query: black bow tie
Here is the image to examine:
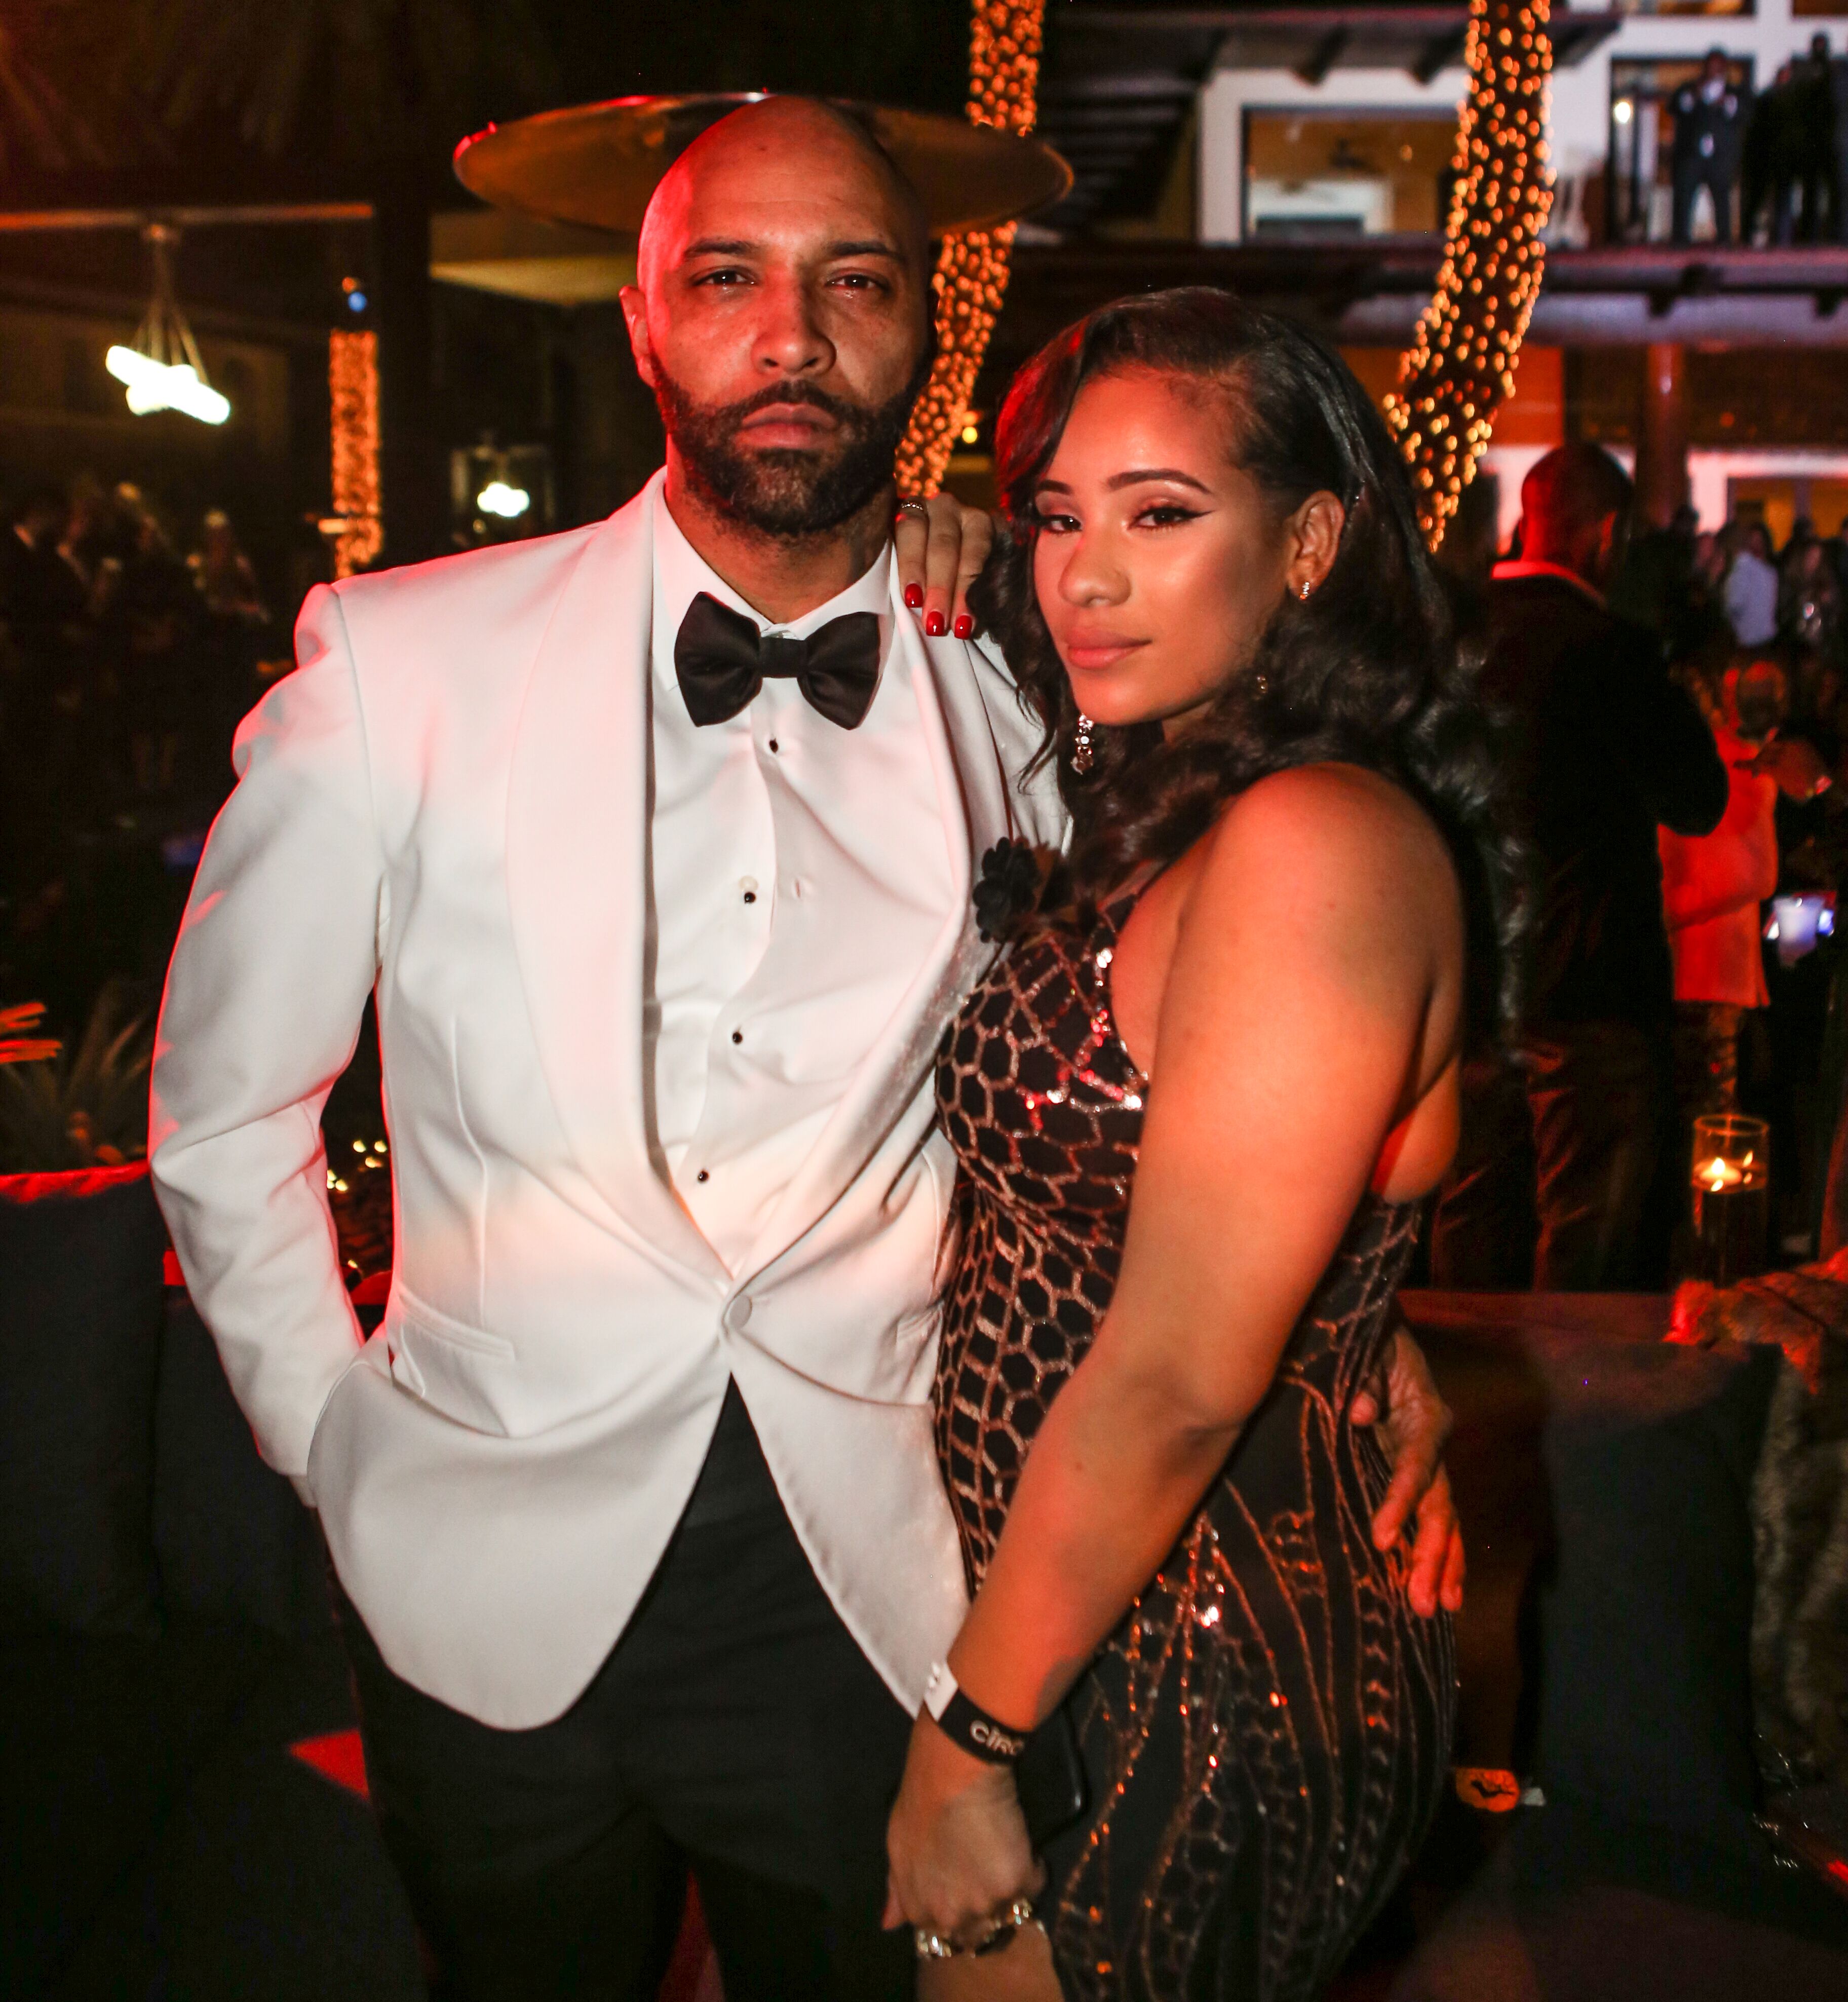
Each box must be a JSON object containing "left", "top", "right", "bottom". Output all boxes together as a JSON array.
[{"left": 673, "top": 591, "right": 881, "bottom": 732}]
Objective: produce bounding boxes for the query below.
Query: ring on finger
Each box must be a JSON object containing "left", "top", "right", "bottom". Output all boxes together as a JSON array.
[
  {"left": 914, "top": 1894, "right": 1037, "bottom": 1961},
  {"left": 974, "top": 1895, "right": 1040, "bottom": 1956},
  {"left": 895, "top": 498, "right": 930, "bottom": 521}
]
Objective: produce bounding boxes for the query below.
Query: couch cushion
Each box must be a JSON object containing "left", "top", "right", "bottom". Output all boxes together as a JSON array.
[
  {"left": 154, "top": 1295, "right": 331, "bottom": 1639},
  {"left": 0, "top": 1621, "right": 274, "bottom": 1993},
  {"left": 1391, "top": 1797, "right": 1848, "bottom": 2001},
  {"left": 51, "top": 1633, "right": 425, "bottom": 2002},
  {"left": 1407, "top": 1294, "right": 1778, "bottom": 1862},
  {"left": 0, "top": 1164, "right": 166, "bottom": 1637}
]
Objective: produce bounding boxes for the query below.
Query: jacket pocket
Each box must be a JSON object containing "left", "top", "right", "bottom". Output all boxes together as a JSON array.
[{"left": 387, "top": 1283, "right": 518, "bottom": 1434}]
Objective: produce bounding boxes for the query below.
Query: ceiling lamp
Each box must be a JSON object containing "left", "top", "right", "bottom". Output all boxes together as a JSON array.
[
  {"left": 104, "top": 223, "right": 230, "bottom": 427},
  {"left": 477, "top": 479, "right": 530, "bottom": 519}
]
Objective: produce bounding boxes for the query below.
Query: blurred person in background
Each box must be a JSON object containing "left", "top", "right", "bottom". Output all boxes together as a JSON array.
[
  {"left": 188, "top": 508, "right": 267, "bottom": 625},
  {"left": 1797, "top": 31, "right": 1842, "bottom": 242},
  {"left": 1831, "top": 34, "right": 1848, "bottom": 244},
  {"left": 1609, "top": 498, "right": 1700, "bottom": 648},
  {"left": 56, "top": 476, "right": 125, "bottom": 625},
  {"left": 1730, "top": 658, "right": 1838, "bottom": 1253},
  {"left": 1431, "top": 444, "right": 1727, "bottom": 1289},
  {"left": 1781, "top": 532, "right": 1842, "bottom": 666},
  {"left": 187, "top": 509, "right": 271, "bottom": 802},
  {"left": 1724, "top": 516, "right": 1781, "bottom": 649},
  {"left": 1742, "top": 60, "right": 1802, "bottom": 244},
  {"left": 1671, "top": 49, "right": 1749, "bottom": 245},
  {"left": 108, "top": 485, "right": 200, "bottom": 797},
  {"left": 1, "top": 485, "right": 87, "bottom": 923},
  {"left": 1661, "top": 656, "right": 1783, "bottom": 1127},
  {"left": 1, "top": 484, "right": 78, "bottom": 642},
  {"left": 1433, "top": 471, "right": 1501, "bottom": 645}
]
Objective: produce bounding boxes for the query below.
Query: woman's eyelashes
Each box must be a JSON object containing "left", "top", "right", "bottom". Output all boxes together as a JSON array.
[{"left": 1032, "top": 499, "right": 1204, "bottom": 534}]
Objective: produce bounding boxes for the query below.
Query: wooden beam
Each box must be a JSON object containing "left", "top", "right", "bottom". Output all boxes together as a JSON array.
[
  {"left": 1411, "top": 27, "right": 1468, "bottom": 84},
  {"left": 0, "top": 203, "right": 372, "bottom": 234},
  {"left": 1295, "top": 24, "right": 1349, "bottom": 85}
]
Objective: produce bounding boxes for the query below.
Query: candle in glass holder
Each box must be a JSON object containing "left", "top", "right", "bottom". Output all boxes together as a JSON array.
[{"left": 1689, "top": 1114, "right": 1770, "bottom": 1286}]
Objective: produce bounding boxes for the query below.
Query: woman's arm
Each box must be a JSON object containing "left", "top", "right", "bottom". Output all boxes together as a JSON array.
[{"left": 888, "top": 765, "right": 1462, "bottom": 1939}]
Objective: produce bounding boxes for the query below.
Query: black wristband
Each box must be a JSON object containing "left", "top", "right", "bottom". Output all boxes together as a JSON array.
[{"left": 922, "top": 1660, "right": 1029, "bottom": 1764}]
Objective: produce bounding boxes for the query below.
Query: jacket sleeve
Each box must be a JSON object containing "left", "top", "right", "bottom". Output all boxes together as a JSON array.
[
  {"left": 1612, "top": 638, "right": 1729, "bottom": 839},
  {"left": 149, "top": 584, "right": 384, "bottom": 1487}
]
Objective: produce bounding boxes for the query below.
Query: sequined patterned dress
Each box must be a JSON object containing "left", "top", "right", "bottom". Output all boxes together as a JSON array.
[{"left": 934, "top": 893, "right": 1456, "bottom": 2002}]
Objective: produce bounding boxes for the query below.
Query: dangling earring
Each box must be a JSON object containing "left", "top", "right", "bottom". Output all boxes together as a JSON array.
[
  {"left": 1298, "top": 580, "right": 1312, "bottom": 600},
  {"left": 1071, "top": 712, "right": 1095, "bottom": 775}
]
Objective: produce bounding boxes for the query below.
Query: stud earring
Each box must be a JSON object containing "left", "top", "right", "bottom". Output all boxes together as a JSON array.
[{"left": 1071, "top": 712, "right": 1095, "bottom": 775}]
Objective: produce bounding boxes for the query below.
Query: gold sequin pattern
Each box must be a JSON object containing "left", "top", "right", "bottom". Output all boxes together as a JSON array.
[{"left": 934, "top": 894, "right": 1457, "bottom": 2000}]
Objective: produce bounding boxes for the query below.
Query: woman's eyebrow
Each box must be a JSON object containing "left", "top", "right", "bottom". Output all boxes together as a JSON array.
[{"left": 1105, "top": 468, "right": 1211, "bottom": 493}]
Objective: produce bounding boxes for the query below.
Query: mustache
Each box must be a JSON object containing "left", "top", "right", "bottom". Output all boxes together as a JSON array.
[{"left": 722, "top": 380, "right": 868, "bottom": 430}]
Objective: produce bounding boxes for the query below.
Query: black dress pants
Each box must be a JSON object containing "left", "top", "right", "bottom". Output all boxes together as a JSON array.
[
  {"left": 1672, "top": 161, "right": 1733, "bottom": 244},
  {"left": 334, "top": 1386, "right": 916, "bottom": 2002}
]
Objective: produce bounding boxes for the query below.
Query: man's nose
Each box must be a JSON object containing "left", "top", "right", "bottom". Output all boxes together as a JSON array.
[{"left": 753, "top": 275, "right": 834, "bottom": 377}]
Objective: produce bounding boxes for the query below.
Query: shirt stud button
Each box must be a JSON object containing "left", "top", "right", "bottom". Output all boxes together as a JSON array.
[
  {"left": 742, "top": 890, "right": 756, "bottom": 904},
  {"left": 767, "top": 738, "right": 780, "bottom": 753},
  {"left": 696, "top": 1169, "right": 709, "bottom": 1184},
  {"left": 731, "top": 1030, "right": 743, "bottom": 1045}
]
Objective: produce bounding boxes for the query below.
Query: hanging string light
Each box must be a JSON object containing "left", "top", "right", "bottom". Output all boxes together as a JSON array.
[
  {"left": 1385, "top": 0, "right": 1553, "bottom": 546},
  {"left": 326, "top": 330, "right": 382, "bottom": 578},
  {"left": 895, "top": 1, "right": 1046, "bottom": 499}
]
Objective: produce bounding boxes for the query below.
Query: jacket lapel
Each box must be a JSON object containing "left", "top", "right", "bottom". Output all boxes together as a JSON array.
[
  {"left": 736, "top": 586, "right": 1049, "bottom": 1281},
  {"left": 505, "top": 475, "right": 724, "bottom": 1280}
]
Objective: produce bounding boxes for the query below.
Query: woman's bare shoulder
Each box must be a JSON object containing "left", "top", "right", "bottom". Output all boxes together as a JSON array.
[{"left": 1192, "top": 763, "right": 1455, "bottom": 914}]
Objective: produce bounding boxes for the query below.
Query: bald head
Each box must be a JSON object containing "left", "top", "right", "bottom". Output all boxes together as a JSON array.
[
  {"left": 1520, "top": 444, "right": 1633, "bottom": 587},
  {"left": 619, "top": 93, "right": 936, "bottom": 551},
  {"left": 637, "top": 97, "right": 930, "bottom": 296}
]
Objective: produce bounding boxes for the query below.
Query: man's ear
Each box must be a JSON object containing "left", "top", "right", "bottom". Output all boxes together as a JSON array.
[{"left": 619, "top": 285, "right": 658, "bottom": 393}]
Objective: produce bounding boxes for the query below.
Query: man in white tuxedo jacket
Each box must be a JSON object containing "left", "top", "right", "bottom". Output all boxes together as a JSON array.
[{"left": 152, "top": 98, "right": 1457, "bottom": 1999}]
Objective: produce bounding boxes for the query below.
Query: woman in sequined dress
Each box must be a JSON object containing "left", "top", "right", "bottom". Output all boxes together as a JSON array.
[{"left": 885, "top": 290, "right": 1522, "bottom": 2000}]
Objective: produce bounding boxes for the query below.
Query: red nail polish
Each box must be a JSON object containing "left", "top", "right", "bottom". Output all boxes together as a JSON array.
[
  {"left": 925, "top": 610, "right": 946, "bottom": 637},
  {"left": 953, "top": 614, "right": 974, "bottom": 639},
  {"left": 904, "top": 583, "right": 923, "bottom": 610}
]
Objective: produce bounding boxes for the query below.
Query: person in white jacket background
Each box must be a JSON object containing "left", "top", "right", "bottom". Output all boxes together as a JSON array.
[{"left": 150, "top": 95, "right": 1461, "bottom": 2001}]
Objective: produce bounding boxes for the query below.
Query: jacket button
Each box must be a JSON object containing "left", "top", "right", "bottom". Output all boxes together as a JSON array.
[{"left": 726, "top": 1297, "right": 753, "bottom": 1330}]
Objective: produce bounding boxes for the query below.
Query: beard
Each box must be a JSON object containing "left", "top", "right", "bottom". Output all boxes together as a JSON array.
[{"left": 652, "top": 360, "right": 929, "bottom": 540}]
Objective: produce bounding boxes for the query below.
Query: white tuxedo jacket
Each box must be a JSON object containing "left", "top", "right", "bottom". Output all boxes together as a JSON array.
[{"left": 150, "top": 476, "right": 1062, "bottom": 1728}]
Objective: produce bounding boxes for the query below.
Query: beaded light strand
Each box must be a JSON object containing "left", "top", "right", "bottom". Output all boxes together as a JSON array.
[
  {"left": 894, "top": 1, "right": 1046, "bottom": 499},
  {"left": 327, "top": 330, "right": 382, "bottom": 577},
  {"left": 1384, "top": 0, "right": 1554, "bottom": 548}
]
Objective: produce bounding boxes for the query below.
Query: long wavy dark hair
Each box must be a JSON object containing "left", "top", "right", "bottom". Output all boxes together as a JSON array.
[{"left": 970, "top": 286, "right": 1524, "bottom": 1035}]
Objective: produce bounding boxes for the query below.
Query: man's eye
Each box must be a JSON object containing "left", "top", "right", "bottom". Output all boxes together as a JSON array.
[
  {"left": 694, "top": 268, "right": 751, "bottom": 287},
  {"left": 830, "top": 272, "right": 886, "bottom": 292}
]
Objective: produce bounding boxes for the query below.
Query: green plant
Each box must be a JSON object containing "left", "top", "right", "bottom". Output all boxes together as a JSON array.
[{"left": 0, "top": 990, "right": 152, "bottom": 1173}]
